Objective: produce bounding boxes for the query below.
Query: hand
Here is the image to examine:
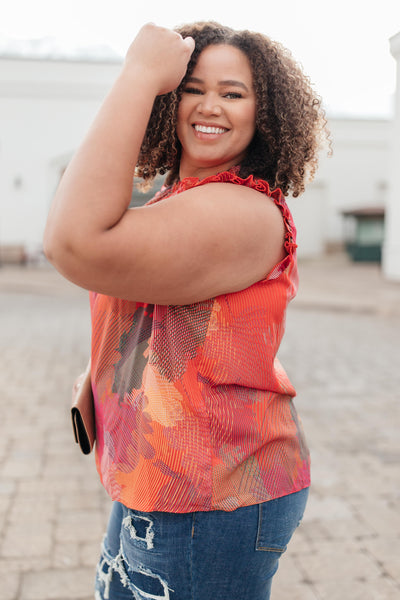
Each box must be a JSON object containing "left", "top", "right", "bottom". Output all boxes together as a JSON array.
[{"left": 124, "top": 23, "right": 195, "bottom": 96}]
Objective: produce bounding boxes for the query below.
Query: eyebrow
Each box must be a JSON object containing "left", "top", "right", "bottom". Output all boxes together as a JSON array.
[{"left": 186, "top": 76, "right": 250, "bottom": 92}]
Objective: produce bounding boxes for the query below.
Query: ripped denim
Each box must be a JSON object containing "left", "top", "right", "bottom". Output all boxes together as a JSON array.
[{"left": 95, "top": 487, "right": 309, "bottom": 600}]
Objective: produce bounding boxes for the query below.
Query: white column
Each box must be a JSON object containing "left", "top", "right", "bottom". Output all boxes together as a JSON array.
[{"left": 382, "top": 32, "right": 400, "bottom": 280}]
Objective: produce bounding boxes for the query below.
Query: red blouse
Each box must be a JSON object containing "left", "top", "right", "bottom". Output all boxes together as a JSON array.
[{"left": 89, "top": 170, "right": 310, "bottom": 512}]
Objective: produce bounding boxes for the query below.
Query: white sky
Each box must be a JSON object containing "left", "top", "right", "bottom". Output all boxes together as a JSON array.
[{"left": 2, "top": 0, "right": 400, "bottom": 118}]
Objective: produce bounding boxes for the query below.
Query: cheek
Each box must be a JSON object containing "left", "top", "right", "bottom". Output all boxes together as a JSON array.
[
  {"left": 238, "top": 101, "right": 256, "bottom": 127},
  {"left": 176, "top": 106, "right": 185, "bottom": 143},
  {"left": 239, "top": 109, "right": 256, "bottom": 142},
  {"left": 176, "top": 99, "right": 193, "bottom": 140},
  {"left": 177, "top": 96, "right": 192, "bottom": 123}
]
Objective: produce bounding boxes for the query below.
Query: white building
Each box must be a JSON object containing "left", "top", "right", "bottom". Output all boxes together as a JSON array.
[
  {"left": 288, "top": 117, "right": 391, "bottom": 258},
  {"left": 0, "top": 47, "right": 394, "bottom": 262},
  {"left": 0, "top": 51, "right": 121, "bottom": 261},
  {"left": 382, "top": 31, "right": 400, "bottom": 281}
]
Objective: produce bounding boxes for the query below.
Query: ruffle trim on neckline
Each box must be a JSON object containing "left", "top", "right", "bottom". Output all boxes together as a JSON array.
[{"left": 148, "top": 169, "right": 297, "bottom": 273}]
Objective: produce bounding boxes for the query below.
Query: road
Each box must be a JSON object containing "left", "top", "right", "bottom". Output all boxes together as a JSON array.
[{"left": 0, "top": 259, "right": 399, "bottom": 599}]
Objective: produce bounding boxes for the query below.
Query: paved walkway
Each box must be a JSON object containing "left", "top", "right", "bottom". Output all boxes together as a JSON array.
[{"left": 0, "top": 255, "right": 399, "bottom": 600}]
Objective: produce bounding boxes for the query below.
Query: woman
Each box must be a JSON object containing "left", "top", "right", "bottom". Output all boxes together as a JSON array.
[{"left": 44, "top": 21, "right": 328, "bottom": 600}]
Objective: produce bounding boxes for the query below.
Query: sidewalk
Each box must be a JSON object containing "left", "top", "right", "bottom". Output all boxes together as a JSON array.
[
  {"left": 0, "top": 255, "right": 399, "bottom": 600},
  {"left": 1, "top": 251, "right": 399, "bottom": 314},
  {"left": 295, "top": 252, "right": 400, "bottom": 317}
]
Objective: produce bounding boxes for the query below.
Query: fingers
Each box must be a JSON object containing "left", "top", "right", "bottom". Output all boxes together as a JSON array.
[
  {"left": 182, "top": 35, "right": 195, "bottom": 53},
  {"left": 124, "top": 24, "right": 195, "bottom": 95}
]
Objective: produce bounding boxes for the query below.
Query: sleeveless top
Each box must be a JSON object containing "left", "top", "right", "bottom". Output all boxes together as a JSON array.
[{"left": 89, "top": 170, "right": 310, "bottom": 513}]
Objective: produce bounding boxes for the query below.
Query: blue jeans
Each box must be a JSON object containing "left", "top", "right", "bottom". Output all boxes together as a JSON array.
[{"left": 95, "top": 487, "right": 309, "bottom": 600}]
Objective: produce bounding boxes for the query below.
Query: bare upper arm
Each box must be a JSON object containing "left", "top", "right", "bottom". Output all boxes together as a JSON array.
[{"left": 57, "top": 182, "right": 286, "bottom": 304}]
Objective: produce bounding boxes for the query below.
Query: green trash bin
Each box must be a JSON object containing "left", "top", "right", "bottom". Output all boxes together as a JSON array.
[{"left": 342, "top": 207, "right": 385, "bottom": 262}]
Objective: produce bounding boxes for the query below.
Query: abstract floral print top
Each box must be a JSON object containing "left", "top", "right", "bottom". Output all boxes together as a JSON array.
[{"left": 89, "top": 170, "right": 310, "bottom": 512}]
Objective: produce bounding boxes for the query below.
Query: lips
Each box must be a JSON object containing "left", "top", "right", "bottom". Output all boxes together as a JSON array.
[{"left": 193, "top": 124, "right": 228, "bottom": 134}]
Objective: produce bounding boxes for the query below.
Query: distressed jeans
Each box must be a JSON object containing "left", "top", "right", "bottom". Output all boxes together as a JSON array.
[{"left": 95, "top": 487, "right": 309, "bottom": 600}]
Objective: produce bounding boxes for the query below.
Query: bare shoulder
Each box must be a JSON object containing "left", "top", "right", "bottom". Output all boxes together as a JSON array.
[
  {"left": 162, "top": 179, "right": 287, "bottom": 284},
  {"left": 169, "top": 180, "right": 275, "bottom": 204},
  {"left": 66, "top": 179, "right": 287, "bottom": 304},
  {"left": 161, "top": 180, "right": 285, "bottom": 229}
]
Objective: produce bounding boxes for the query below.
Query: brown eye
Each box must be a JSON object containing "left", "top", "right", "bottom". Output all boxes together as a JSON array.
[
  {"left": 224, "top": 92, "right": 243, "bottom": 99},
  {"left": 184, "top": 87, "right": 203, "bottom": 95}
]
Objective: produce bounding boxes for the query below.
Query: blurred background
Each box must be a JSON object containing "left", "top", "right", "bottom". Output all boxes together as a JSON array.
[
  {"left": 1, "top": 0, "right": 400, "bottom": 276},
  {"left": 1, "top": 2, "right": 400, "bottom": 600}
]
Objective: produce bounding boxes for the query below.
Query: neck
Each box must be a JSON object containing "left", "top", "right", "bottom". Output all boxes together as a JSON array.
[{"left": 179, "top": 160, "right": 240, "bottom": 181}]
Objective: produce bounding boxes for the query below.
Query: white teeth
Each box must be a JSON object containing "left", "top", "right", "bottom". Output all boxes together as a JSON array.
[{"left": 194, "top": 125, "right": 226, "bottom": 134}]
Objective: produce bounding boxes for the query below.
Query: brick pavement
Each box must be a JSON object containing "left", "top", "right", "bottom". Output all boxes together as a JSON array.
[{"left": 0, "top": 256, "right": 399, "bottom": 600}]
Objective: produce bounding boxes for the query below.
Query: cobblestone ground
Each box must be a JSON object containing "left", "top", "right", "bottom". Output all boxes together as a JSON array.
[{"left": 0, "top": 263, "right": 399, "bottom": 600}]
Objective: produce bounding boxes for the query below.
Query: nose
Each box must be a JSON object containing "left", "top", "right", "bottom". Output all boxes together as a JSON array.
[{"left": 197, "top": 93, "right": 222, "bottom": 116}]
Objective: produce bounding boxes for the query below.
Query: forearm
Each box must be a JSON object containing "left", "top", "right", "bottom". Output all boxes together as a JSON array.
[
  {"left": 44, "top": 66, "right": 157, "bottom": 257},
  {"left": 43, "top": 23, "right": 194, "bottom": 287}
]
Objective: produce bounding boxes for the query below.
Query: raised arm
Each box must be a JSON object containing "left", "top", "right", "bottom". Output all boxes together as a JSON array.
[
  {"left": 43, "top": 24, "right": 194, "bottom": 277},
  {"left": 44, "top": 25, "right": 286, "bottom": 305}
]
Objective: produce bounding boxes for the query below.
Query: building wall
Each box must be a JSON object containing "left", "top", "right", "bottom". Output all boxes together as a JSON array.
[
  {"left": 382, "top": 31, "right": 400, "bottom": 280},
  {"left": 0, "top": 56, "right": 121, "bottom": 256},
  {"left": 288, "top": 117, "right": 392, "bottom": 257},
  {"left": 0, "top": 55, "right": 393, "bottom": 259}
]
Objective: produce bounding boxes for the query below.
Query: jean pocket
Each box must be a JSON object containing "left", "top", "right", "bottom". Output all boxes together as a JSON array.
[{"left": 256, "top": 488, "right": 309, "bottom": 552}]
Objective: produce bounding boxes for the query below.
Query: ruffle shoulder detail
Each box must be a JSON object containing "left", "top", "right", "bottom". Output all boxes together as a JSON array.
[{"left": 148, "top": 170, "right": 297, "bottom": 273}]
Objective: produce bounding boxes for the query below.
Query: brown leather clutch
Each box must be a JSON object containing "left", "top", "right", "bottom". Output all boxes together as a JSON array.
[{"left": 71, "top": 361, "right": 96, "bottom": 454}]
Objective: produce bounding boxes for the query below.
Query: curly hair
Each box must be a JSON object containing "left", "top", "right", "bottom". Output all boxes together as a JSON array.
[{"left": 136, "top": 22, "right": 330, "bottom": 197}]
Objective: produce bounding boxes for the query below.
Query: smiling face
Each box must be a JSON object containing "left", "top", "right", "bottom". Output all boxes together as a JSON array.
[{"left": 176, "top": 44, "right": 257, "bottom": 180}]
